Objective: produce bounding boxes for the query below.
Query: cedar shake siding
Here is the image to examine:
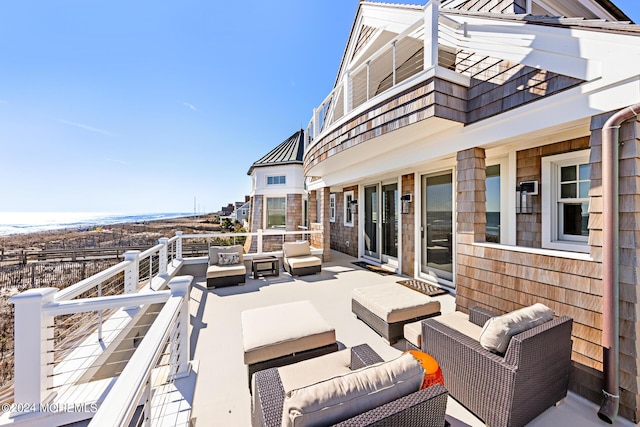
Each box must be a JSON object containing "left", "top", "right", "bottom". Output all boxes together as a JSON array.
[
  {"left": 455, "top": 116, "right": 640, "bottom": 421},
  {"left": 401, "top": 174, "right": 416, "bottom": 277},
  {"left": 329, "top": 186, "right": 358, "bottom": 257}
]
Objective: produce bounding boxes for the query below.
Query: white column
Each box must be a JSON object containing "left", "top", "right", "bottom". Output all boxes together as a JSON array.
[
  {"left": 10, "top": 288, "right": 58, "bottom": 411},
  {"left": 124, "top": 250, "right": 140, "bottom": 294},
  {"left": 159, "top": 238, "right": 168, "bottom": 276},
  {"left": 424, "top": 0, "right": 440, "bottom": 69},
  {"left": 168, "top": 276, "right": 192, "bottom": 380},
  {"left": 175, "top": 231, "right": 183, "bottom": 260}
]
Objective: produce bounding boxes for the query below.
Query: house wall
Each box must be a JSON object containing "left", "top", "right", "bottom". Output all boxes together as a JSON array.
[
  {"left": 329, "top": 186, "right": 358, "bottom": 257},
  {"left": 245, "top": 195, "right": 263, "bottom": 253},
  {"left": 286, "top": 194, "right": 303, "bottom": 238},
  {"left": 455, "top": 115, "right": 640, "bottom": 422},
  {"left": 252, "top": 164, "right": 306, "bottom": 196},
  {"left": 309, "top": 189, "right": 331, "bottom": 261},
  {"left": 401, "top": 174, "right": 415, "bottom": 277},
  {"left": 515, "top": 136, "right": 591, "bottom": 248}
]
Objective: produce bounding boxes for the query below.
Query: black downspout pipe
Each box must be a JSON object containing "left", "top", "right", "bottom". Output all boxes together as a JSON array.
[{"left": 598, "top": 102, "right": 640, "bottom": 424}]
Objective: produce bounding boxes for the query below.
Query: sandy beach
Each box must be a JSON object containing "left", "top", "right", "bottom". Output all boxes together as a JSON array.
[{"left": 0, "top": 213, "right": 223, "bottom": 257}]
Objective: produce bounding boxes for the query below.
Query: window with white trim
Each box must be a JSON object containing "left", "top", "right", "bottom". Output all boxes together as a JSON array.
[
  {"left": 542, "top": 150, "right": 591, "bottom": 252},
  {"left": 344, "top": 191, "right": 354, "bottom": 227},
  {"left": 329, "top": 194, "right": 336, "bottom": 222},
  {"left": 267, "top": 175, "right": 286, "bottom": 185},
  {"left": 265, "top": 197, "right": 286, "bottom": 229}
]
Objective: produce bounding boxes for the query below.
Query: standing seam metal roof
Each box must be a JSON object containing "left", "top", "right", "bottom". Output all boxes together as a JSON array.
[{"left": 247, "top": 129, "right": 305, "bottom": 175}]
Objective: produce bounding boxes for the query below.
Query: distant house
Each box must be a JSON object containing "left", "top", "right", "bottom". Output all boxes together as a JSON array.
[
  {"left": 303, "top": 0, "right": 640, "bottom": 422},
  {"left": 246, "top": 129, "right": 307, "bottom": 252},
  {"left": 235, "top": 200, "right": 250, "bottom": 227}
]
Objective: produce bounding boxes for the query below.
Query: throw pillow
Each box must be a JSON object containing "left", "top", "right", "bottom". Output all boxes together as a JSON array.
[
  {"left": 404, "top": 350, "right": 444, "bottom": 389},
  {"left": 479, "top": 303, "right": 554, "bottom": 354},
  {"left": 218, "top": 252, "right": 240, "bottom": 266}
]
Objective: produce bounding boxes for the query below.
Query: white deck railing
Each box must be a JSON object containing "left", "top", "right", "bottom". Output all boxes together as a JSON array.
[
  {"left": 6, "top": 235, "right": 185, "bottom": 426},
  {"left": 5, "top": 228, "right": 324, "bottom": 426}
]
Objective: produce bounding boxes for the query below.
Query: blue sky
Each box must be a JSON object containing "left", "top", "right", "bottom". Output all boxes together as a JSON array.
[{"left": 1, "top": 1, "right": 639, "bottom": 214}]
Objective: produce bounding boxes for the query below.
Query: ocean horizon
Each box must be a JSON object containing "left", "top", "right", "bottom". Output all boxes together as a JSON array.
[{"left": 0, "top": 212, "right": 198, "bottom": 236}]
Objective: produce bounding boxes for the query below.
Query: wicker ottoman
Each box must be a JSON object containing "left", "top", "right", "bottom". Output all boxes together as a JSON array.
[
  {"left": 241, "top": 300, "right": 338, "bottom": 388},
  {"left": 352, "top": 283, "right": 441, "bottom": 344}
]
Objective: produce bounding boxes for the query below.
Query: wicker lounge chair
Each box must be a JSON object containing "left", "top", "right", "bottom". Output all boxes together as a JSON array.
[
  {"left": 251, "top": 344, "right": 448, "bottom": 427},
  {"left": 421, "top": 306, "right": 573, "bottom": 427}
]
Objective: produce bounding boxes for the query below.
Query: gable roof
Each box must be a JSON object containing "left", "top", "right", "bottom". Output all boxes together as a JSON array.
[{"left": 247, "top": 129, "right": 305, "bottom": 175}]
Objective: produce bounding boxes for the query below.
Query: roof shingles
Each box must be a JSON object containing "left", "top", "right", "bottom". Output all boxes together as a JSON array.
[{"left": 247, "top": 129, "right": 305, "bottom": 175}]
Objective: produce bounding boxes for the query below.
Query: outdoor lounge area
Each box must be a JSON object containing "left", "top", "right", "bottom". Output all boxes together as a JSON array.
[{"left": 188, "top": 250, "right": 635, "bottom": 426}]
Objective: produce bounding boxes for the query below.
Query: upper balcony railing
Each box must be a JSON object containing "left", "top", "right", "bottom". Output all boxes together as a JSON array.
[
  {"left": 306, "top": 0, "right": 492, "bottom": 152},
  {"left": 306, "top": 0, "right": 465, "bottom": 147}
]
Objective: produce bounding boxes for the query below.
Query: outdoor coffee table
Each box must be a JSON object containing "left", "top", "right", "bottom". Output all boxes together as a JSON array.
[
  {"left": 241, "top": 300, "right": 338, "bottom": 388},
  {"left": 251, "top": 256, "right": 279, "bottom": 279}
]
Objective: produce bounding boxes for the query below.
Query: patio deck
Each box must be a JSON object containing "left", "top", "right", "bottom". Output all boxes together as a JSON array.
[{"left": 187, "top": 250, "right": 634, "bottom": 427}]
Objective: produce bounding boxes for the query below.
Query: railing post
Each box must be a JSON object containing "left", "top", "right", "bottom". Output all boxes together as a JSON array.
[
  {"left": 176, "top": 231, "right": 183, "bottom": 260},
  {"left": 257, "top": 229, "right": 263, "bottom": 254},
  {"left": 366, "top": 61, "right": 371, "bottom": 101},
  {"left": 9, "top": 287, "right": 58, "bottom": 413},
  {"left": 424, "top": 0, "right": 439, "bottom": 69},
  {"left": 124, "top": 250, "right": 140, "bottom": 294},
  {"left": 159, "top": 238, "right": 168, "bottom": 276},
  {"left": 392, "top": 40, "right": 397, "bottom": 86},
  {"left": 312, "top": 107, "right": 317, "bottom": 138},
  {"left": 169, "top": 276, "right": 192, "bottom": 380},
  {"left": 344, "top": 69, "right": 352, "bottom": 113}
]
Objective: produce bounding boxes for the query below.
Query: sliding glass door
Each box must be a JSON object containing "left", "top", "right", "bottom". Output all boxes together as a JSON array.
[{"left": 421, "top": 172, "right": 453, "bottom": 283}]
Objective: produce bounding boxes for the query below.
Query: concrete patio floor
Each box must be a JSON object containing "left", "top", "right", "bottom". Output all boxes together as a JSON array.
[{"left": 187, "top": 250, "right": 635, "bottom": 427}]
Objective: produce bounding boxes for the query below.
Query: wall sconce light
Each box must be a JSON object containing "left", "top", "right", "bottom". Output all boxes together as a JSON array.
[
  {"left": 401, "top": 193, "right": 412, "bottom": 214},
  {"left": 349, "top": 199, "right": 358, "bottom": 214},
  {"left": 516, "top": 181, "right": 538, "bottom": 214}
]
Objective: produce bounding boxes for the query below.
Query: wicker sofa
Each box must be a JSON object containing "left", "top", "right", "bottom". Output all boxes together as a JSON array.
[
  {"left": 282, "top": 241, "right": 322, "bottom": 276},
  {"left": 421, "top": 306, "right": 573, "bottom": 427},
  {"left": 206, "top": 245, "right": 246, "bottom": 288},
  {"left": 251, "top": 344, "right": 448, "bottom": 427}
]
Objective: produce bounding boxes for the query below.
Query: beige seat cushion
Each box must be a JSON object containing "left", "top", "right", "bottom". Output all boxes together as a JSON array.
[
  {"left": 208, "top": 245, "right": 244, "bottom": 266},
  {"left": 404, "top": 312, "right": 483, "bottom": 349},
  {"left": 479, "top": 303, "right": 554, "bottom": 354},
  {"left": 283, "top": 241, "right": 311, "bottom": 258},
  {"left": 403, "top": 320, "right": 423, "bottom": 348},
  {"left": 352, "top": 283, "right": 441, "bottom": 323},
  {"left": 277, "top": 349, "right": 352, "bottom": 394},
  {"left": 287, "top": 255, "right": 321, "bottom": 269},
  {"left": 241, "top": 300, "right": 336, "bottom": 365},
  {"left": 282, "top": 353, "right": 424, "bottom": 427},
  {"left": 206, "top": 264, "right": 246, "bottom": 279}
]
